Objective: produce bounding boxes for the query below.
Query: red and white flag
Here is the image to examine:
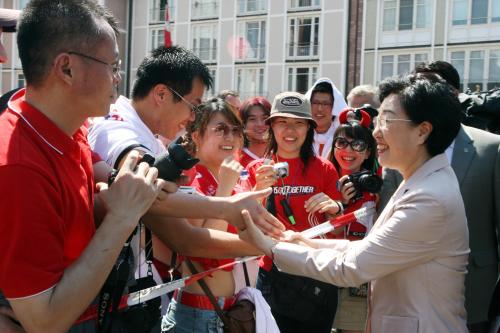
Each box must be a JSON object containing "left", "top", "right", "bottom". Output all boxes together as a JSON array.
[{"left": 164, "top": 0, "right": 172, "bottom": 47}]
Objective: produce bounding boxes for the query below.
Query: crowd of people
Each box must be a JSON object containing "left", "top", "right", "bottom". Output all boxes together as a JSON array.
[{"left": 0, "top": 1, "right": 499, "bottom": 333}]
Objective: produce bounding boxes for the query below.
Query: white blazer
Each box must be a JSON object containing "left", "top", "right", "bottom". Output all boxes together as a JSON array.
[{"left": 273, "top": 154, "right": 469, "bottom": 333}]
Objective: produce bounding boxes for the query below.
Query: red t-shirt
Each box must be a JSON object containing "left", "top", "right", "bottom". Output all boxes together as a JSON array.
[
  {"left": 0, "top": 89, "right": 95, "bottom": 298},
  {"left": 247, "top": 155, "right": 341, "bottom": 269},
  {"left": 237, "top": 148, "right": 258, "bottom": 168},
  {"left": 184, "top": 164, "right": 237, "bottom": 271}
]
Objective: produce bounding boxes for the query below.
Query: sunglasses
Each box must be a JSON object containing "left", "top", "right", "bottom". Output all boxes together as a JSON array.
[
  {"left": 333, "top": 137, "right": 368, "bottom": 152},
  {"left": 211, "top": 123, "right": 243, "bottom": 137}
]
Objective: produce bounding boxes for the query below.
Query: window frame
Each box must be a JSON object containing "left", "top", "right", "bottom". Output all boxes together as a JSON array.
[
  {"left": 237, "top": 0, "right": 268, "bottom": 15},
  {"left": 236, "top": 67, "right": 266, "bottom": 99},
  {"left": 236, "top": 19, "right": 266, "bottom": 61},
  {"left": 287, "top": 16, "right": 320, "bottom": 59},
  {"left": 192, "top": 23, "right": 218, "bottom": 63},
  {"left": 382, "top": 0, "right": 432, "bottom": 31},
  {"left": 379, "top": 52, "right": 429, "bottom": 81},
  {"left": 286, "top": 65, "right": 318, "bottom": 94},
  {"left": 191, "top": 0, "right": 219, "bottom": 20},
  {"left": 452, "top": 0, "right": 500, "bottom": 26}
]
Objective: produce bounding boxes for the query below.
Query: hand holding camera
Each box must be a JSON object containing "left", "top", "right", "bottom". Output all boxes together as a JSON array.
[
  {"left": 338, "top": 170, "right": 383, "bottom": 203},
  {"left": 254, "top": 160, "right": 289, "bottom": 191}
]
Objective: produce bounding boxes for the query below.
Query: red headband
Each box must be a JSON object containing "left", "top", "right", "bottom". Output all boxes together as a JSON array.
[{"left": 339, "top": 107, "right": 371, "bottom": 128}]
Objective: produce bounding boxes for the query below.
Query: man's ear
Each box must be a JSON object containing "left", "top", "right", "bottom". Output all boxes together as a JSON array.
[
  {"left": 152, "top": 84, "right": 170, "bottom": 105},
  {"left": 53, "top": 53, "right": 74, "bottom": 84}
]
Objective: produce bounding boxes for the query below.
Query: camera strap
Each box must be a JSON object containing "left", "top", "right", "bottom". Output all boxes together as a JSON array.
[{"left": 97, "top": 231, "right": 134, "bottom": 333}]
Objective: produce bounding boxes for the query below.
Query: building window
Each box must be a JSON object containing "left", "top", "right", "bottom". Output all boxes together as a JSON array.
[
  {"left": 469, "top": 50, "right": 485, "bottom": 91},
  {"left": 287, "top": 66, "right": 318, "bottom": 93},
  {"left": 379, "top": 53, "right": 428, "bottom": 80},
  {"left": 236, "top": 67, "right": 265, "bottom": 99},
  {"left": 150, "top": 28, "right": 165, "bottom": 51},
  {"left": 17, "top": 73, "right": 25, "bottom": 88},
  {"left": 289, "top": 0, "right": 320, "bottom": 10},
  {"left": 452, "top": 0, "right": 499, "bottom": 25},
  {"left": 451, "top": 51, "right": 466, "bottom": 90},
  {"left": 150, "top": 0, "right": 175, "bottom": 24},
  {"left": 288, "top": 17, "right": 319, "bottom": 58},
  {"left": 206, "top": 67, "right": 217, "bottom": 97},
  {"left": 488, "top": 50, "right": 500, "bottom": 89},
  {"left": 238, "top": 0, "right": 267, "bottom": 14},
  {"left": 192, "top": 24, "right": 218, "bottom": 62},
  {"left": 383, "top": 0, "right": 431, "bottom": 31},
  {"left": 236, "top": 20, "right": 266, "bottom": 61},
  {"left": 192, "top": 0, "right": 218, "bottom": 19}
]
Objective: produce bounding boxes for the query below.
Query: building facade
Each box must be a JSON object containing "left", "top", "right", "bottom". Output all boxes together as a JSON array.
[
  {"left": 362, "top": 0, "right": 500, "bottom": 92},
  {"left": 2, "top": 1, "right": 498, "bottom": 99},
  {"left": 133, "top": 0, "right": 351, "bottom": 99}
]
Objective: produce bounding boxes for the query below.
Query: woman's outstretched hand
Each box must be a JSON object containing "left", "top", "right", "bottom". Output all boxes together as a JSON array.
[{"left": 239, "top": 209, "right": 277, "bottom": 257}]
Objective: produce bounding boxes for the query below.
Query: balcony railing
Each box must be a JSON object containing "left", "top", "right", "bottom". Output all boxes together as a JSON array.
[
  {"left": 237, "top": 0, "right": 267, "bottom": 15},
  {"left": 234, "top": 44, "right": 266, "bottom": 61},
  {"left": 149, "top": 6, "right": 175, "bottom": 23},
  {"left": 192, "top": 1, "right": 219, "bottom": 19},
  {"left": 287, "top": 43, "right": 319, "bottom": 58},
  {"left": 289, "top": 0, "right": 320, "bottom": 10},
  {"left": 192, "top": 47, "right": 218, "bottom": 62}
]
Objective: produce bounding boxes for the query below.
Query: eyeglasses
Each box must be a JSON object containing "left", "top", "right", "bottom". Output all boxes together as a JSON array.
[
  {"left": 333, "top": 137, "right": 368, "bottom": 152},
  {"left": 311, "top": 101, "right": 333, "bottom": 108},
  {"left": 211, "top": 123, "right": 243, "bottom": 137},
  {"left": 373, "top": 115, "right": 413, "bottom": 130},
  {"left": 167, "top": 86, "right": 199, "bottom": 114},
  {"left": 68, "top": 51, "right": 121, "bottom": 75}
]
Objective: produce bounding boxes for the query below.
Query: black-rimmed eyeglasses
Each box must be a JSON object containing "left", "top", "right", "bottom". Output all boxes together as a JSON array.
[{"left": 333, "top": 137, "right": 368, "bottom": 152}]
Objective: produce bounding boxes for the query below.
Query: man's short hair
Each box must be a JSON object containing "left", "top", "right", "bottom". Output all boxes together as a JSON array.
[
  {"left": 132, "top": 46, "right": 213, "bottom": 101},
  {"left": 379, "top": 73, "right": 461, "bottom": 156},
  {"left": 17, "top": 0, "right": 118, "bottom": 87},
  {"left": 311, "top": 82, "right": 334, "bottom": 99},
  {"left": 414, "top": 61, "right": 461, "bottom": 91},
  {"left": 347, "top": 84, "right": 380, "bottom": 107}
]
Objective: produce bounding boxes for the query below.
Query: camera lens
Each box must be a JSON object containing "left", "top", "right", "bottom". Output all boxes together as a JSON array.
[{"left": 358, "top": 174, "right": 383, "bottom": 193}]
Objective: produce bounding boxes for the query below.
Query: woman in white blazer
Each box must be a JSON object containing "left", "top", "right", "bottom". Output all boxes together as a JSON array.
[{"left": 238, "top": 74, "right": 470, "bottom": 333}]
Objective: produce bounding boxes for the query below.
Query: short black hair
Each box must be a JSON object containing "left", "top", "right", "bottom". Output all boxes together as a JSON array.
[
  {"left": 311, "top": 82, "right": 334, "bottom": 100},
  {"left": 413, "top": 61, "right": 461, "bottom": 91},
  {"left": 132, "top": 46, "right": 213, "bottom": 101},
  {"left": 17, "top": 0, "right": 118, "bottom": 87},
  {"left": 379, "top": 73, "right": 461, "bottom": 156},
  {"left": 330, "top": 122, "right": 377, "bottom": 174}
]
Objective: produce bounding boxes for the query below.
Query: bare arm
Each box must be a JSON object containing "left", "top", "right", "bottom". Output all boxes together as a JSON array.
[
  {"left": 118, "top": 151, "right": 285, "bottom": 236},
  {"left": 9, "top": 152, "right": 164, "bottom": 333},
  {"left": 143, "top": 214, "right": 261, "bottom": 258}
]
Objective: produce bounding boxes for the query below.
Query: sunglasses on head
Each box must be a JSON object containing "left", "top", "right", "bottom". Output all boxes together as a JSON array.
[
  {"left": 211, "top": 123, "right": 243, "bottom": 137},
  {"left": 333, "top": 137, "right": 368, "bottom": 152}
]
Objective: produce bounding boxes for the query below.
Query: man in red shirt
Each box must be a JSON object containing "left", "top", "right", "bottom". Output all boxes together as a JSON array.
[{"left": 0, "top": 1, "right": 167, "bottom": 332}]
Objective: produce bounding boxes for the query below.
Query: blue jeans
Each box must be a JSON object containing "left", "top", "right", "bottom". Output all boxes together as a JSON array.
[{"left": 161, "top": 296, "right": 227, "bottom": 333}]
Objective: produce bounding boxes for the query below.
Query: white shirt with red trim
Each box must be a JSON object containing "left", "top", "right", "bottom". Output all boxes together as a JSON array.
[{"left": 88, "top": 95, "right": 166, "bottom": 168}]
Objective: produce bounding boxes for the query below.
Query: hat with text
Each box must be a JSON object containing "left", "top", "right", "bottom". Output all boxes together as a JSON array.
[
  {"left": 268, "top": 91, "right": 316, "bottom": 126},
  {"left": 0, "top": 8, "right": 20, "bottom": 32}
]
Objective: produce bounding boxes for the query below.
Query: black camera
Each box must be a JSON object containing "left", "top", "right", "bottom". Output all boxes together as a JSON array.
[
  {"left": 346, "top": 170, "right": 383, "bottom": 200},
  {"left": 108, "top": 138, "right": 199, "bottom": 185},
  {"left": 151, "top": 139, "right": 199, "bottom": 181}
]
